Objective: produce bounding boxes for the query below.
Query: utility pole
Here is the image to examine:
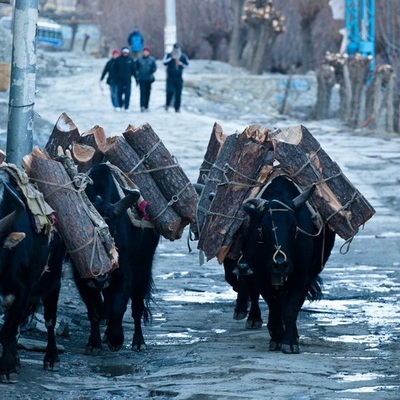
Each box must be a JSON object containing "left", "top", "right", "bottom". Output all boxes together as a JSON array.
[
  {"left": 164, "top": 0, "right": 176, "bottom": 54},
  {"left": 6, "top": 0, "right": 38, "bottom": 167}
]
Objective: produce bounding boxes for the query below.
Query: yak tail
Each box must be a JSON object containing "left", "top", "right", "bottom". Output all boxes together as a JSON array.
[
  {"left": 306, "top": 276, "right": 323, "bottom": 302},
  {"left": 143, "top": 277, "right": 155, "bottom": 324}
]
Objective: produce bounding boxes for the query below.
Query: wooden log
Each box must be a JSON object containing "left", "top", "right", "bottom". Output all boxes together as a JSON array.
[
  {"left": 190, "top": 122, "right": 227, "bottom": 239},
  {"left": 198, "top": 125, "right": 273, "bottom": 262},
  {"left": 72, "top": 142, "right": 96, "bottom": 172},
  {"left": 196, "top": 122, "right": 228, "bottom": 184},
  {"left": 45, "top": 113, "right": 80, "bottom": 159},
  {"left": 123, "top": 123, "right": 197, "bottom": 226},
  {"left": 196, "top": 132, "right": 238, "bottom": 236},
  {"left": 78, "top": 125, "right": 106, "bottom": 168},
  {"left": 104, "top": 136, "right": 183, "bottom": 240},
  {"left": 269, "top": 125, "right": 376, "bottom": 240},
  {"left": 55, "top": 149, "right": 118, "bottom": 265},
  {"left": 22, "top": 147, "right": 117, "bottom": 279}
]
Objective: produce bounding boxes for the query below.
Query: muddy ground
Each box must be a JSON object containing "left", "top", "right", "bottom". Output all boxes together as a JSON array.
[{"left": 1, "top": 52, "right": 400, "bottom": 399}]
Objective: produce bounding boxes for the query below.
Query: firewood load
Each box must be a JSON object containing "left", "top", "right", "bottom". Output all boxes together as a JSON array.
[
  {"left": 122, "top": 123, "right": 198, "bottom": 228},
  {"left": 44, "top": 114, "right": 197, "bottom": 241},
  {"left": 104, "top": 135, "right": 184, "bottom": 240},
  {"left": 197, "top": 123, "right": 376, "bottom": 263},
  {"left": 22, "top": 147, "right": 118, "bottom": 279},
  {"left": 269, "top": 125, "right": 375, "bottom": 240},
  {"left": 197, "top": 125, "right": 274, "bottom": 262}
]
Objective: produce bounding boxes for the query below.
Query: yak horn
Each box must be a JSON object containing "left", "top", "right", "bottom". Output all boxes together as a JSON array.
[
  {"left": 242, "top": 198, "right": 268, "bottom": 210},
  {"left": 292, "top": 184, "right": 316, "bottom": 210},
  {"left": 113, "top": 189, "right": 141, "bottom": 217}
]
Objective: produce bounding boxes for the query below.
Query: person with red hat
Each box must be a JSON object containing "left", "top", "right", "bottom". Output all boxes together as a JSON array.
[
  {"left": 100, "top": 49, "right": 121, "bottom": 111},
  {"left": 135, "top": 47, "right": 157, "bottom": 112}
]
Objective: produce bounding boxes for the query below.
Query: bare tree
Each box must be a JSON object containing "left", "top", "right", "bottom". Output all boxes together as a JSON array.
[
  {"left": 228, "top": 0, "right": 246, "bottom": 66},
  {"left": 241, "top": 0, "right": 285, "bottom": 74},
  {"left": 297, "top": 0, "right": 323, "bottom": 73}
]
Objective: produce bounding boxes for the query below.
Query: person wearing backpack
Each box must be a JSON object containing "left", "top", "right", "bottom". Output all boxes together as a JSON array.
[{"left": 127, "top": 29, "right": 144, "bottom": 59}]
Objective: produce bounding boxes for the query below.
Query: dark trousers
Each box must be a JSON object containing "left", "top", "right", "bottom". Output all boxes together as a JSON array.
[
  {"left": 166, "top": 77, "right": 183, "bottom": 111},
  {"left": 139, "top": 81, "right": 152, "bottom": 109},
  {"left": 117, "top": 80, "right": 132, "bottom": 110}
]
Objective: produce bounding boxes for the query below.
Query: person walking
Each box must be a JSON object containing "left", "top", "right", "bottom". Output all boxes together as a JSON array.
[
  {"left": 127, "top": 29, "right": 144, "bottom": 60},
  {"left": 99, "top": 49, "right": 120, "bottom": 111},
  {"left": 163, "top": 43, "right": 189, "bottom": 113},
  {"left": 114, "top": 47, "right": 137, "bottom": 112},
  {"left": 135, "top": 47, "right": 157, "bottom": 112}
]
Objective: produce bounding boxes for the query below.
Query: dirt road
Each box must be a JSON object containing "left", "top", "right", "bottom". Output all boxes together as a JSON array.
[{"left": 1, "top": 52, "right": 400, "bottom": 399}]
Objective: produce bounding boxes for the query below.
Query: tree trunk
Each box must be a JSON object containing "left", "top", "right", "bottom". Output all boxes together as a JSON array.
[
  {"left": 385, "top": 73, "right": 394, "bottom": 133},
  {"left": 314, "top": 64, "right": 335, "bottom": 119},
  {"left": 300, "top": 19, "right": 313, "bottom": 73},
  {"left": 347, "top": 56, "right": 371, "bottom": 128},
  {"left": 228, "top": 0, "right": 245, "bottom": 67},
  {"left": 241, "top": 25, "right": 258, "bottom": 69}
]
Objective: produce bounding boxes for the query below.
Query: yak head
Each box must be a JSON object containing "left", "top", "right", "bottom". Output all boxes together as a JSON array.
[{"left": 242, "top": 184, "right": 315, "bottom": 286}]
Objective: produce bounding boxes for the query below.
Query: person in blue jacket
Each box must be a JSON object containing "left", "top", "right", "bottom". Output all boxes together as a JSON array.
[
  {"left": 163, "top": 43, "right": 189, "bottom": 113},
  {"left": 127, "top": 29, "right": 144, "bottom": 60}
]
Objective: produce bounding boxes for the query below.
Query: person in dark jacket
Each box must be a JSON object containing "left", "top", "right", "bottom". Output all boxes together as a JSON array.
[
  {"left": 135, "top": 47, "right": 157, "bottom": 112},
  {"left": 162, "top": 43, "right": 189, "bottom": 112},
  {"left": 114, "top": 47, "right": 137, "bottom": 112},
  {"left": 100, "top": 49, "right": 120, "bottom": 110}
]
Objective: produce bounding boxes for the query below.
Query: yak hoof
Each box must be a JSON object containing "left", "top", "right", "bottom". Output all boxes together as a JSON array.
[
  {"left": 269, "top": 341, "right": 281, "bottom": 351},
  {"left": 107, "top": 340, "right": 123, "bottom": 352},
  {"left": 281, "top": 343, "right": 300, "bottom": 354},
  {"left": 84, "top": 344, "right": 102, "bottom": 356},
  {"left": 132, "top": 342, "right": 146, "bottom": 352},
  {"left": 0, "top": 372, "right": 18, "bottom": 384},
  {"left": 233, "top": 310, "right": 247, "bottom": 320},
  {"left": 43, "top": 359, "right": 60, "bottom": 371},
  {"left": 245, "top": 318, "right": 262, "bottom": 329}
]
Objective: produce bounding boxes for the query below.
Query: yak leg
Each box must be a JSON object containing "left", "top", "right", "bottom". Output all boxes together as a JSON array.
[
  {"left": 72, "top": 268, "right": 104, "bottom": 355},
  {"left": 223, "top": 258, "right": 251, "bottom": 320},
  {"left": 35, "top": 236, "right": 64, "bottom": 370},
  {"left": 263, "top": 290, "right": 284, "bottom": 351},
  {"left": 42, "top": 286, "right": 60, "bottom": 370},
  {"left": 0, "top": 292, "right": 29, "bottom": 383},
  {"left": 103, "top": 272, "right": 128, "bottom": 352},
  {"left": 281, "top": 287, "right": 308, "bottom": 354},
  {"left": 130, "top": 229, "right": 158, "bottom": 351},
  {"left": 130, "top": 291, "right": 146, "bottom": 351},
  {"left": 245, "top": 277, "right": 262, "bottom": 329}
]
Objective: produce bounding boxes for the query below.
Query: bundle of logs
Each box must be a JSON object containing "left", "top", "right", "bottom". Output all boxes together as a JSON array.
[
  {"left": 196, "top": 122, "right": 376, "bottom": 263},
  {"left": 22, "top": 112, "right": 197, "bottom": 278}
]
